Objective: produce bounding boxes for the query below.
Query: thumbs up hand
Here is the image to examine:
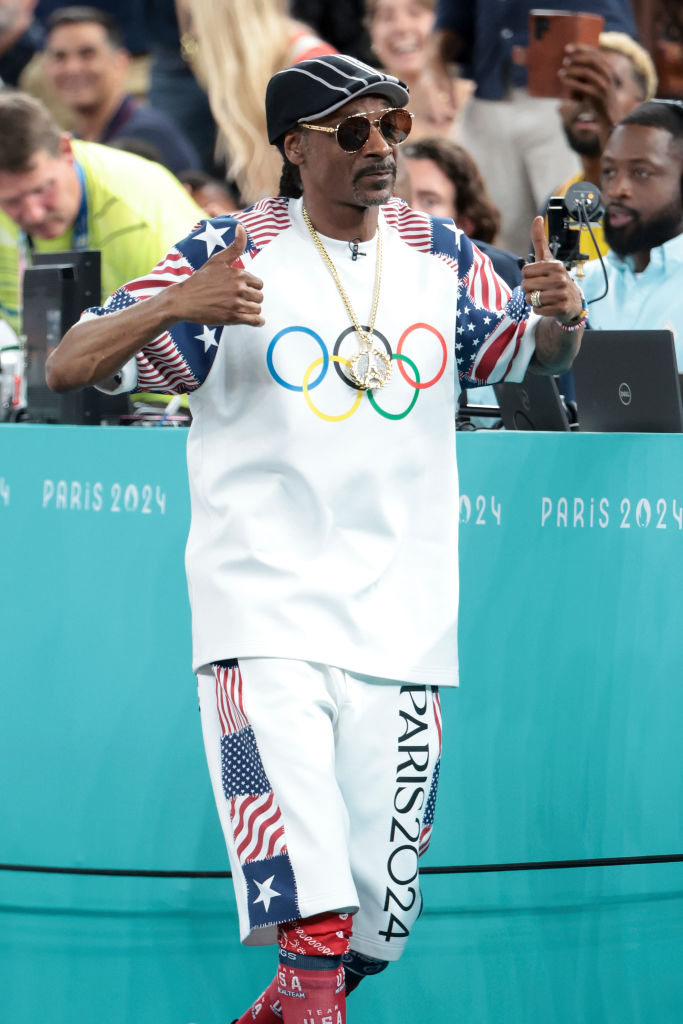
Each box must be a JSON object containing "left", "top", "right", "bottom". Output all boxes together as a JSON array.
[
  {"left": 173, "top": 223, "right": 265, "bottom": 327},
  {"left": 521, "top": 216, "right": 584, "bottom": 325}
]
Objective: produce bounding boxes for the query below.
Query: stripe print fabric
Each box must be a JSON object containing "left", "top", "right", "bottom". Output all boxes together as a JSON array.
[
  {"left": 213, "top": 659, "right": 287, "bottom": 863},
  {"left": 419, "top": 688, "right": 442, "bottom": 857},
  {"left": 212, "top": 659, "right": 301, "bottom": 929}
]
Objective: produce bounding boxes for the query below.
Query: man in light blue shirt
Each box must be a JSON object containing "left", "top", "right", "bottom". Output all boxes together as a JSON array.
[{"left": 580, "top": 99, "right": 683, "bottom": 366}]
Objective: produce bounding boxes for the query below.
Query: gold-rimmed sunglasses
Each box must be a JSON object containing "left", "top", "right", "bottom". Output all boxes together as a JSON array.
[{"left": 299, "top": 108, "right": 414, "bottom": 153}]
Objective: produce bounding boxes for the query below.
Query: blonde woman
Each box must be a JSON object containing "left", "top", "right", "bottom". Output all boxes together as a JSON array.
[
  {"left": 365, "top": 0, "right": 472, "bottom": 139},
  {"left": 186, "top": 0, "right": 336, "bottom": 203}
]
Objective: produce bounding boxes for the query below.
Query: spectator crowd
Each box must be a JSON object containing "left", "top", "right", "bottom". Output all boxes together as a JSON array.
[{"left": 0, "top": 0, "right": 681, "bottom": 424}]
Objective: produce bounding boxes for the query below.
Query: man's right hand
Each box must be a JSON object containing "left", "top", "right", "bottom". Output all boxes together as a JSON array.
[
  {"left": 172, "top": 224, "right": 265, "bottom": 327},
  {"left": 558, "top": 44, "right": 622, "bottom": 140},
  {"left": 47, "top": 222, "right": 265, "bottom": 392}
]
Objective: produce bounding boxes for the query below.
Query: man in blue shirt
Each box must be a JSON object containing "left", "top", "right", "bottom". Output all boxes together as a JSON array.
[
  {"left": 42, "top": 6, "right": 201, "bottom": 176},
  {"left": 581, "top": 100, "right": 683, "bottom": 366}
]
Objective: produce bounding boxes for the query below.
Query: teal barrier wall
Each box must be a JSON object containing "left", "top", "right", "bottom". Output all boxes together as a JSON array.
[{"left": 1, "top": 425, "right": 682, "bottom": 1024}]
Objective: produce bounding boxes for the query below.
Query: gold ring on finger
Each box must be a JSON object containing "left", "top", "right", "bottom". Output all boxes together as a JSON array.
[{"left": 530, "top": 289, "right": 542, "bottom": 308}]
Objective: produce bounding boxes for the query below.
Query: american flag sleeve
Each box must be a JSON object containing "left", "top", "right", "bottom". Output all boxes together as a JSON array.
[
  {"left": 454, "top": 233, "right": 537, "bottom": 390},
  {"left": 80, "top": 216, "right": 248, "bottom": 394}
]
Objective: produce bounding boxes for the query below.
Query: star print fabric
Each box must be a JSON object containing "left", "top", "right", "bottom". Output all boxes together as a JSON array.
[
  {"left": 213, "top": 660, "right": 301, "bottom": 930},
  {"left": 81, "top": 196, "right": 534, "bottom": 398}
]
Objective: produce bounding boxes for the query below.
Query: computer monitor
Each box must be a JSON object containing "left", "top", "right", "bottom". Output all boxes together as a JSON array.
[{"left": 22, "top": 249, "right": 129, "bottom": 425}]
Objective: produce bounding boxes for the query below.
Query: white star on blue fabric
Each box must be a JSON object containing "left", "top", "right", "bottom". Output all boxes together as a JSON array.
[
  {"left": 195, "top": 325, "right": 219, "bottom": 353},
  {"left": 253, "top": 875, "right": 281, "bottom": 914},
  {"left": 194, "top": 221, "right": 232, "bottom": 257}
]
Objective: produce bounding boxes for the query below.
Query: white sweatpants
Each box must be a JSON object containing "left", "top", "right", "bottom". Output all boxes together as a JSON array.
[{"left": 197, "top": 657, "right": 442, "bottom": 962}]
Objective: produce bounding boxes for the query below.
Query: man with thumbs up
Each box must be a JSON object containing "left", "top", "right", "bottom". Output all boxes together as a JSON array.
[{"left": 47, "top": 54, "right": 584, "bottom": 1024}]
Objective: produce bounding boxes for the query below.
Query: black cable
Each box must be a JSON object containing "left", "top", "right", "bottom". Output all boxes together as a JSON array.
[
  {"left": 1, "top": 853, "right": 682, "bottom": 879},
  {"left": 578, "top": 203, "right": 609, "bottom": 305}
]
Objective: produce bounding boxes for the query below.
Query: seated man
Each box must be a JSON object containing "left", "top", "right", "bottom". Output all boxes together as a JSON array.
[
  {"left": 0, "top": 90, "right": 204, "bottom": 335},
  {"left": 42, "top": 5, "right": 201, "bottom": 175},
  {"left": 548, "top": 32, "right": 657, "bottom": 261},
  {"left": 580, "top": 99, "right": 683, "bottom": 367}
]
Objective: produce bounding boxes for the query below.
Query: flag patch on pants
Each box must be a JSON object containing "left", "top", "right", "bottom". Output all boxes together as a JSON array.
[{"left": 213, "top": 660, "right": 300, "bottom": 927}]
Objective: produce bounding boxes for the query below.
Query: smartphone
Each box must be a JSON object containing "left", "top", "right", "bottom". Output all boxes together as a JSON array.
[{"left": 527, "top": 10, "right": 605, "bottom": 98}]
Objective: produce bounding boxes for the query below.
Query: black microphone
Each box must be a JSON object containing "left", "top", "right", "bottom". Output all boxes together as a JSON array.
[{"left": 349, "top": 238, "right": 366, "bottom": 261}]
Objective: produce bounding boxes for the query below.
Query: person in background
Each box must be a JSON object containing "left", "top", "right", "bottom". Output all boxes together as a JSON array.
[
  {"left": 42, "top": 5, "right": 201, "bottom": 175},
  {"left": 178, "top": 169, "right": 239, "bottom": 217},
  {"left": 421, "top": 0, "right": 639, "bottom": 255},
  {"left": 403, "top": 135, "right": 521, "bottom": 287},
  {"left": 184, "top": 0, "right": 337, "bottom": 203},
  {"left": 145, "top": 0, "right": 222, "bottom": 178},
  {"left": 580, "top": 99, "right": 683, "bottom": 365},
  {"left": 547, "top": 31, "right": 657, "bottom": 260},
  {"left": 0, "top": 89, "right": 203, "bottom": 333},
  {"left": 364, "top": 0, "right": 472, "bottom": 139},
  {"left": 403, "top": 135, "right": 522, "bottom": 425},
  {"left": 45, "top": 54, "right": 585, "bottom": 1024}
]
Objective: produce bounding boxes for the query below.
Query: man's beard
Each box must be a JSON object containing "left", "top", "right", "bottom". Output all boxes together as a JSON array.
[
  {"left": 605, "top": 200, "right": 683, "bottom": 257},
  {"left": 563, "top": 122, "right": 601, "bottom": 158},
  {"left": 352, "top": 161, "right": 396, "bottom": 206}
]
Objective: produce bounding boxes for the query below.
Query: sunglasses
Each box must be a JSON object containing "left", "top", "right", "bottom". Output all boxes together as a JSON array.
[{"left": 299, "top": 108, "right": 414, "bottom": 153}]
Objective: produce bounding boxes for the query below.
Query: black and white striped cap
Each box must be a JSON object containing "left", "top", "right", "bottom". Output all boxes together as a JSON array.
[{"left": 266, "top": 54, "right": 410, "bottom": 145}]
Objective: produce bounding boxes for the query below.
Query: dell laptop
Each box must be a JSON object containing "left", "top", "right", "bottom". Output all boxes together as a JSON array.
[{"left": 572, "top": 329, "right": 683, "bottom": 433}]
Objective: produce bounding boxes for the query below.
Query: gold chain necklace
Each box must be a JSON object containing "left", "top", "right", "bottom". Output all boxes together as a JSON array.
[{"left": 302, "top": 204, "right": 391, "bottom": 390}]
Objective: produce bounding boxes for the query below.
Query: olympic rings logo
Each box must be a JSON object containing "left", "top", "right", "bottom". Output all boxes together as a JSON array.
[{"left": 266, "top": 322, "right": 447, "bottom": 421}]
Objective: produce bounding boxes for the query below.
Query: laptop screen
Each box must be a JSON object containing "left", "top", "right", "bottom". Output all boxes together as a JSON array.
[{"left": 572, "top": 329, "right": 683, "bottom": 433}]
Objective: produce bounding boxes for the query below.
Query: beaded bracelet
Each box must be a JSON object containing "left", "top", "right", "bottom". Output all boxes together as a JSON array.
[{"left": 555, "top": 294, "right": 588, "bottom": 332}]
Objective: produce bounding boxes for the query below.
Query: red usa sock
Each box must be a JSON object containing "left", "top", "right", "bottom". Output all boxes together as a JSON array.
[
  {"left": 233, "top": 975, "right": 282, "bottom": 1023},
  {"left": 277, "top": 951, "right": 345, "bottom": 1024}
]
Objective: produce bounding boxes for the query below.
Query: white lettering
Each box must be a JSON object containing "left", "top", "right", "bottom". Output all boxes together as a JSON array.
[
  {"left": 557, "top": 497, "right": 568, "bottom": 527},
  {"left": 459, "top": 494, "right": 471, "bottom": 524},
  {"left": 620, "top": 498, "right": 631, "bottom": 529},
  {"left": 541, "top": 496, "right": 552, "bottom": 526},
  {"left": 124, "top": 484, "right": 139, "bottom": 512},
  {"left": 635, "top": 498, "right": 651, "bottom": 528},
  {"left": 599, "top": 498, "right": 609, "bottom": 527},
  {"left": 656, "top": 499, "right": 667, "bottom": 530},
  {"left": 573, "top": 497, "right": 584, "bottom": 528}
]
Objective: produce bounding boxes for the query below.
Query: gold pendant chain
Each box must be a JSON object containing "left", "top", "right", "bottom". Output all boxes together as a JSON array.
[{"left": 302, "top": 205, "right": 391, "bottom": 390}]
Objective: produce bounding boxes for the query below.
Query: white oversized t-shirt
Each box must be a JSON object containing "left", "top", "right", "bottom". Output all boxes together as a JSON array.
[{"left": 88, "top": 197, "right": 538, "bottom": 684}]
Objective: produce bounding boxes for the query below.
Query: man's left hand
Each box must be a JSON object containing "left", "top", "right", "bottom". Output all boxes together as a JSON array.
[{"left": 521, "top": 217, "right": 584, "bottom": 324}]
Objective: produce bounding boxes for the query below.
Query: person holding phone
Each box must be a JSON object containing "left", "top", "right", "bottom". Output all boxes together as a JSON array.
[{"left": 421, "top": 0, "right": 638, "bottom": 255}]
